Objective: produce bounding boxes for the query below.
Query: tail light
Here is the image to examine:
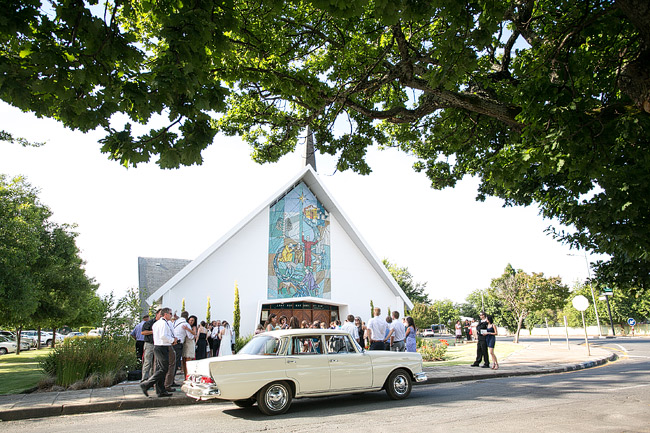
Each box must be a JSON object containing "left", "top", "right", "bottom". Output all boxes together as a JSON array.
[{"left": 200, "top": 376, "right": 215, "bottom": 384}]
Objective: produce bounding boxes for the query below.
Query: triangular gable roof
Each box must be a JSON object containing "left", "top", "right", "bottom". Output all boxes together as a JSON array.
[{"left": 146, "top": 166, "right": 413, "bottom": 309}]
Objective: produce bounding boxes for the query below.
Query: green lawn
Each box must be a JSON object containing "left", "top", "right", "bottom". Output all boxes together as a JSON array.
[
  {"left": 423, "top": 341, "right": 522, "bottom": 367},
  {"left": 0, "top": 349, "right": 51, "bottom": 395}
]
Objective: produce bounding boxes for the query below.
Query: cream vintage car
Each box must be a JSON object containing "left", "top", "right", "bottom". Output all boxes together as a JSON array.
[{"left": 182, "top": 328, "right": 427, "bottom": 415}]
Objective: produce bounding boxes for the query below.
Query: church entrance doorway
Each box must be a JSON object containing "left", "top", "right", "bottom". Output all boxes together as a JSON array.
[{"left": 260, "top": 301, "right": 339, "bottom": 327}]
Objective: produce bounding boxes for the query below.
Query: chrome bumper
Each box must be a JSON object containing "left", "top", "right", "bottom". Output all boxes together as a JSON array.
[
  {"left": 415, "top": 372, "right": 428, "bottom": 383},
  {"left": 181, "top": 381, "right": 221, "bottom": 400}
]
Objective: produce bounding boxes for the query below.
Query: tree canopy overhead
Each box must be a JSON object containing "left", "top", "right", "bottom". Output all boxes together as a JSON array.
[{"left": 2, "top": 0, "right": 649, "bottom": 288}]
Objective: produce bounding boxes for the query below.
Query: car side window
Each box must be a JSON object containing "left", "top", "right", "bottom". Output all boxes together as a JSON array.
[
  {"left": 290, "top": 336, "right": 323, "bottom": 355},
  {"left": 325, "top": 334, "right": 357, "bottom": 354}
]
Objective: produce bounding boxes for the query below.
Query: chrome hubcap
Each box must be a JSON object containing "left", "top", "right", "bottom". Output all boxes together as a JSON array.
[
  {"left": 393, "top": 375, "right": 408, "bottom": 395},
  {"left": 266, "top": 384, "right": 288, "bottom": 411}
]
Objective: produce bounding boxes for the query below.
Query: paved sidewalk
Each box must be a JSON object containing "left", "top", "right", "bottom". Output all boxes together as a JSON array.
[{"left": 0, "top": 341, "right": 616, "bottom": 421}]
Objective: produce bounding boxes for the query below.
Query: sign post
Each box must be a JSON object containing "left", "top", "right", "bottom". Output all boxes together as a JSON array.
[
  {"left": 602, "top": 286, "right": 616, "bottom": 337},
  {"left": 572, "top": 295, "right": 591, "bottom": 356},
  {"left": 628, "top": 318, "right": 636, "bottom": 336},
  {"left": 563, "top": 316, "right": 570, "bottom": 350}
]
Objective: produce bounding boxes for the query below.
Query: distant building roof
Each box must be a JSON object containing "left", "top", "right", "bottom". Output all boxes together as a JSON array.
[{"left": 138, "top": 257, "right": 191, "bottom": 311}]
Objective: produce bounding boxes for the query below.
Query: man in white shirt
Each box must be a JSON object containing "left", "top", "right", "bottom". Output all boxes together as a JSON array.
[
  {"left": 340, "top": 314, "right": 359, "bottom": 343},
  {"left": 210, "top": 320, "right": 222, "bottom": 357},
  {"left": 140, "top": 307, "right": 176, "bottom": 398},
  {"left": 366, "top": 307, "right": 388, "bottom": 350},
  {"left": 172, "top": 311, "right": 192, "bottom": 376},
  {"left": 386, "top": 310, "right": 406, "bottom": 352}
]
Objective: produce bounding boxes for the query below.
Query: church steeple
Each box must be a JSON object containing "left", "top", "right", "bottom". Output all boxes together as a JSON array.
[{"left": 303, "top": 125, "right": 317, "bottom": 172}]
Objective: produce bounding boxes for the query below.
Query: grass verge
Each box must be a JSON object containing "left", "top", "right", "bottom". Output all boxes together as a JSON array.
[
  {"left": 424, "top": 341, "right": 522, "bottom": 367},
  {"left": 0, "top": 349, "right": 51, "bottom": 395}
]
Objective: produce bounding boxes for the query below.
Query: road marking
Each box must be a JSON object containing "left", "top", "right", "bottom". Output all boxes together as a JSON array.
[{"left": 614, "top": 344, "right": 628, "bottom": 353}]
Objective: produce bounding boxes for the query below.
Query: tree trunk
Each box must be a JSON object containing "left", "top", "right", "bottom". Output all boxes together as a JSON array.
[
  {"left": 52, "top": 327, "right": 57, "bottom": 349},
  {"left": 37, "top": 326, "right": 42, "bottom": 349},
  {"left": 616, "top": 0, "right": 650, "bottom": 112},
  {"left": 15, "top": 326, "right": 21, "bottom": 355},
  {"left": 514, "top": 314, "right": 525, "bottom": 344}
]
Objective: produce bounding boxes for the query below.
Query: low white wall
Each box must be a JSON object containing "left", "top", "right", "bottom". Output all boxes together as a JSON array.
[{"left": 528, "top": 325, "right": 649, "bottom": 337}]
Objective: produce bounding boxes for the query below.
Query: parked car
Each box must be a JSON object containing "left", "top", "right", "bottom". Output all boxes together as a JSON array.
[
  {"left": 421, "top": 324, "right": 446, "bottom": 337},
  {"left": 87, "top": 328, "right": 104, "bottom": 337},
  {"left": 181, "top": 328, "right": 427, "bottom": 415},
  {"left": 0, "top": 331, "right": 34, "bottom": 350},
  {"left": 421, "top": 328, "right": 435, "bottom": 337},
  {"left": 22, "top": 330, "right": 64, "bottom": 347},
  {"left": 0, "top": 336, "right": 18, "bottom": 355},
  {"left": 64, "top": 332, "right": 86, "bottom": 339}
]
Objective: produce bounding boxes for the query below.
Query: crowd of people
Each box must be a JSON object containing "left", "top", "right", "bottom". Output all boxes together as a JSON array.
[
  {"left": 131, "top": 305, "right": 498, "bottom": 398},
  {"left": 130, "top": 308, "right": 236, "bottom": 398},
  {"left": 255, "top": 308, "right": 418, "bottom": 352}
]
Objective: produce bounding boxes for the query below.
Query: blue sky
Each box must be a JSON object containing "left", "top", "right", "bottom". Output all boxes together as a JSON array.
[{"left": 0, "top": 101, "right": 596, "bottom": 304}]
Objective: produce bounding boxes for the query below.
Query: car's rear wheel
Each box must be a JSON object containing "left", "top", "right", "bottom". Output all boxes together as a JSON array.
[
  {"left": 385, "top": 369, "right": 412, "bottom": 400},
  {"left": 0, "top": 348, "right": 7, "bottom": 355},
  {"left": 233, "top": 398, "right": 255, "bottom": 408},
  {"left": 45, "top": 339, "right": 52, "bottom": 347},
  {"left": 256, "top": 381, "right": 292, "bottom": 415}
]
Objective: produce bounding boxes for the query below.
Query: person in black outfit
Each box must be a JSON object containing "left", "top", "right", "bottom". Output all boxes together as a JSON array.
[
  {"left": 196, "top": 321, "right": 209, "bottom": 360},
  {"left": 471, "top": 312, "right": 490, "bottom": 368}
]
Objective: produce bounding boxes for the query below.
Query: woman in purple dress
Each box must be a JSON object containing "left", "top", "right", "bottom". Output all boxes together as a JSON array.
[{"left": 405, "top": 316, "right": 417, "bottom": 352}]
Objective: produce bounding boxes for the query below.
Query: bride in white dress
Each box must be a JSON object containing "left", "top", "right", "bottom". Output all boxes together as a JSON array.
[{"left": 219, "top": 321, "right": 233, "bottom": 356}]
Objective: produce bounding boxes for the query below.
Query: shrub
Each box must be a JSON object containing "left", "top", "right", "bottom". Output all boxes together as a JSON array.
[
  {"left": 417, "top": 340, "right": 448, "bottom": 362},
  {"left": 235, "top": 334, "right": 253, "bottom": 353},
  {"left": 39, "top": 336, "right": 138, "bottom": 387}
]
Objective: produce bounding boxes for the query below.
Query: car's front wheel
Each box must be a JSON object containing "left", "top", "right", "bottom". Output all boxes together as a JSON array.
[
  {"left": 256, "top": 381, "right": 292, "bottom": 415},
  {"left": 0, "top": 348, "right": 7, "bottom": 355},
  {"left": 385, "top": 369, "right": 412, "bottom": 400}
]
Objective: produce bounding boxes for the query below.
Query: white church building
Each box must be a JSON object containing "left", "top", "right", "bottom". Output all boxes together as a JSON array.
[{"left": 146, "top": 164, "right": 412, "bottom": 336}]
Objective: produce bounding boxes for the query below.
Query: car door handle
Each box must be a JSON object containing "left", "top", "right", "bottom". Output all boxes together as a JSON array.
[
  {"left": 287, "top": 360, "right": 296, "bottom": 364},
  {"left": 330, "top": 359, "right": 338, "bottom": 363}
]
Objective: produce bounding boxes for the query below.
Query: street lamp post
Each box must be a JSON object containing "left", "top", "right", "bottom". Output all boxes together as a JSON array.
[{"left": 568, "top": 253, "right": 602, "bottom": 337}]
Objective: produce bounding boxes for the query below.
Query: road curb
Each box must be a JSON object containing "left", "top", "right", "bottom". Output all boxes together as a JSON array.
[
  {"left": 416, "top": 352, "right": 618, "bottom": 386},
  {"left": 0, "top": 394, "right": 207, "bottom": 422}
]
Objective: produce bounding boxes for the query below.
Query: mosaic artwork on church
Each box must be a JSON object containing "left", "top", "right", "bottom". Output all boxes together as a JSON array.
[{"left": 268, "top": 181, "right": 331, "bottom": 299}]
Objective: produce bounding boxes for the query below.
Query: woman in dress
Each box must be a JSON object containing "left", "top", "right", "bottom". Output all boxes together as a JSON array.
[
  {"left": 265, "top": 313, "right": 278, "bottom": 331},
  {"left": 195, "top": 321, "right": 209, "bottom": 360},
  {"left": 405, "top": 316, "right": 417, "bottom": 353},
  {"left": 181, "top": 315, "right": 198, "bottom": 376},
  {"left": 486, "top": 315, "right": 499, "bottom": 369},
  {"left": 289, "top": 316, "right": 300, "bottom": 329},
  {"left": 354, "top": 316, "right": 364, "bottom": 349},
  {"left": 219, "top": 321, "right": 233, "bottom": 356},
  {"left": 455, "top": 320, "right": 463, "bottom": 344}
]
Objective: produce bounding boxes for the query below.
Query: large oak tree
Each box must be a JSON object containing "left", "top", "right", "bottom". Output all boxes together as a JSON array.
[{"left": 2, "top": 0, "right": 649, "bottom": 288}]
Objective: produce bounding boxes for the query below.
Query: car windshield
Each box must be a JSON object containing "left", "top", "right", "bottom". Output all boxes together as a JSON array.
[{"left": 238, "top": 335, "right": 281, "bottom": 356}]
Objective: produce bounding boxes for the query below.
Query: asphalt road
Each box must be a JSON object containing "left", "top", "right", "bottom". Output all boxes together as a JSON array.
[{"left": 2, "top": 338, "right": 648, "bottom": 433}]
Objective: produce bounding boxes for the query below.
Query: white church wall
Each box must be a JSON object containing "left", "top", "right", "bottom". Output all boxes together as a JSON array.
[
  {"left": 149, "top": 167, "right": 412, "bottom": 337},
  {"left": 330, "top": 214, "right": 405, "bottom": 323},
  {"left": 162, "top": 209, "right": 270, "bottom": 336}
]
